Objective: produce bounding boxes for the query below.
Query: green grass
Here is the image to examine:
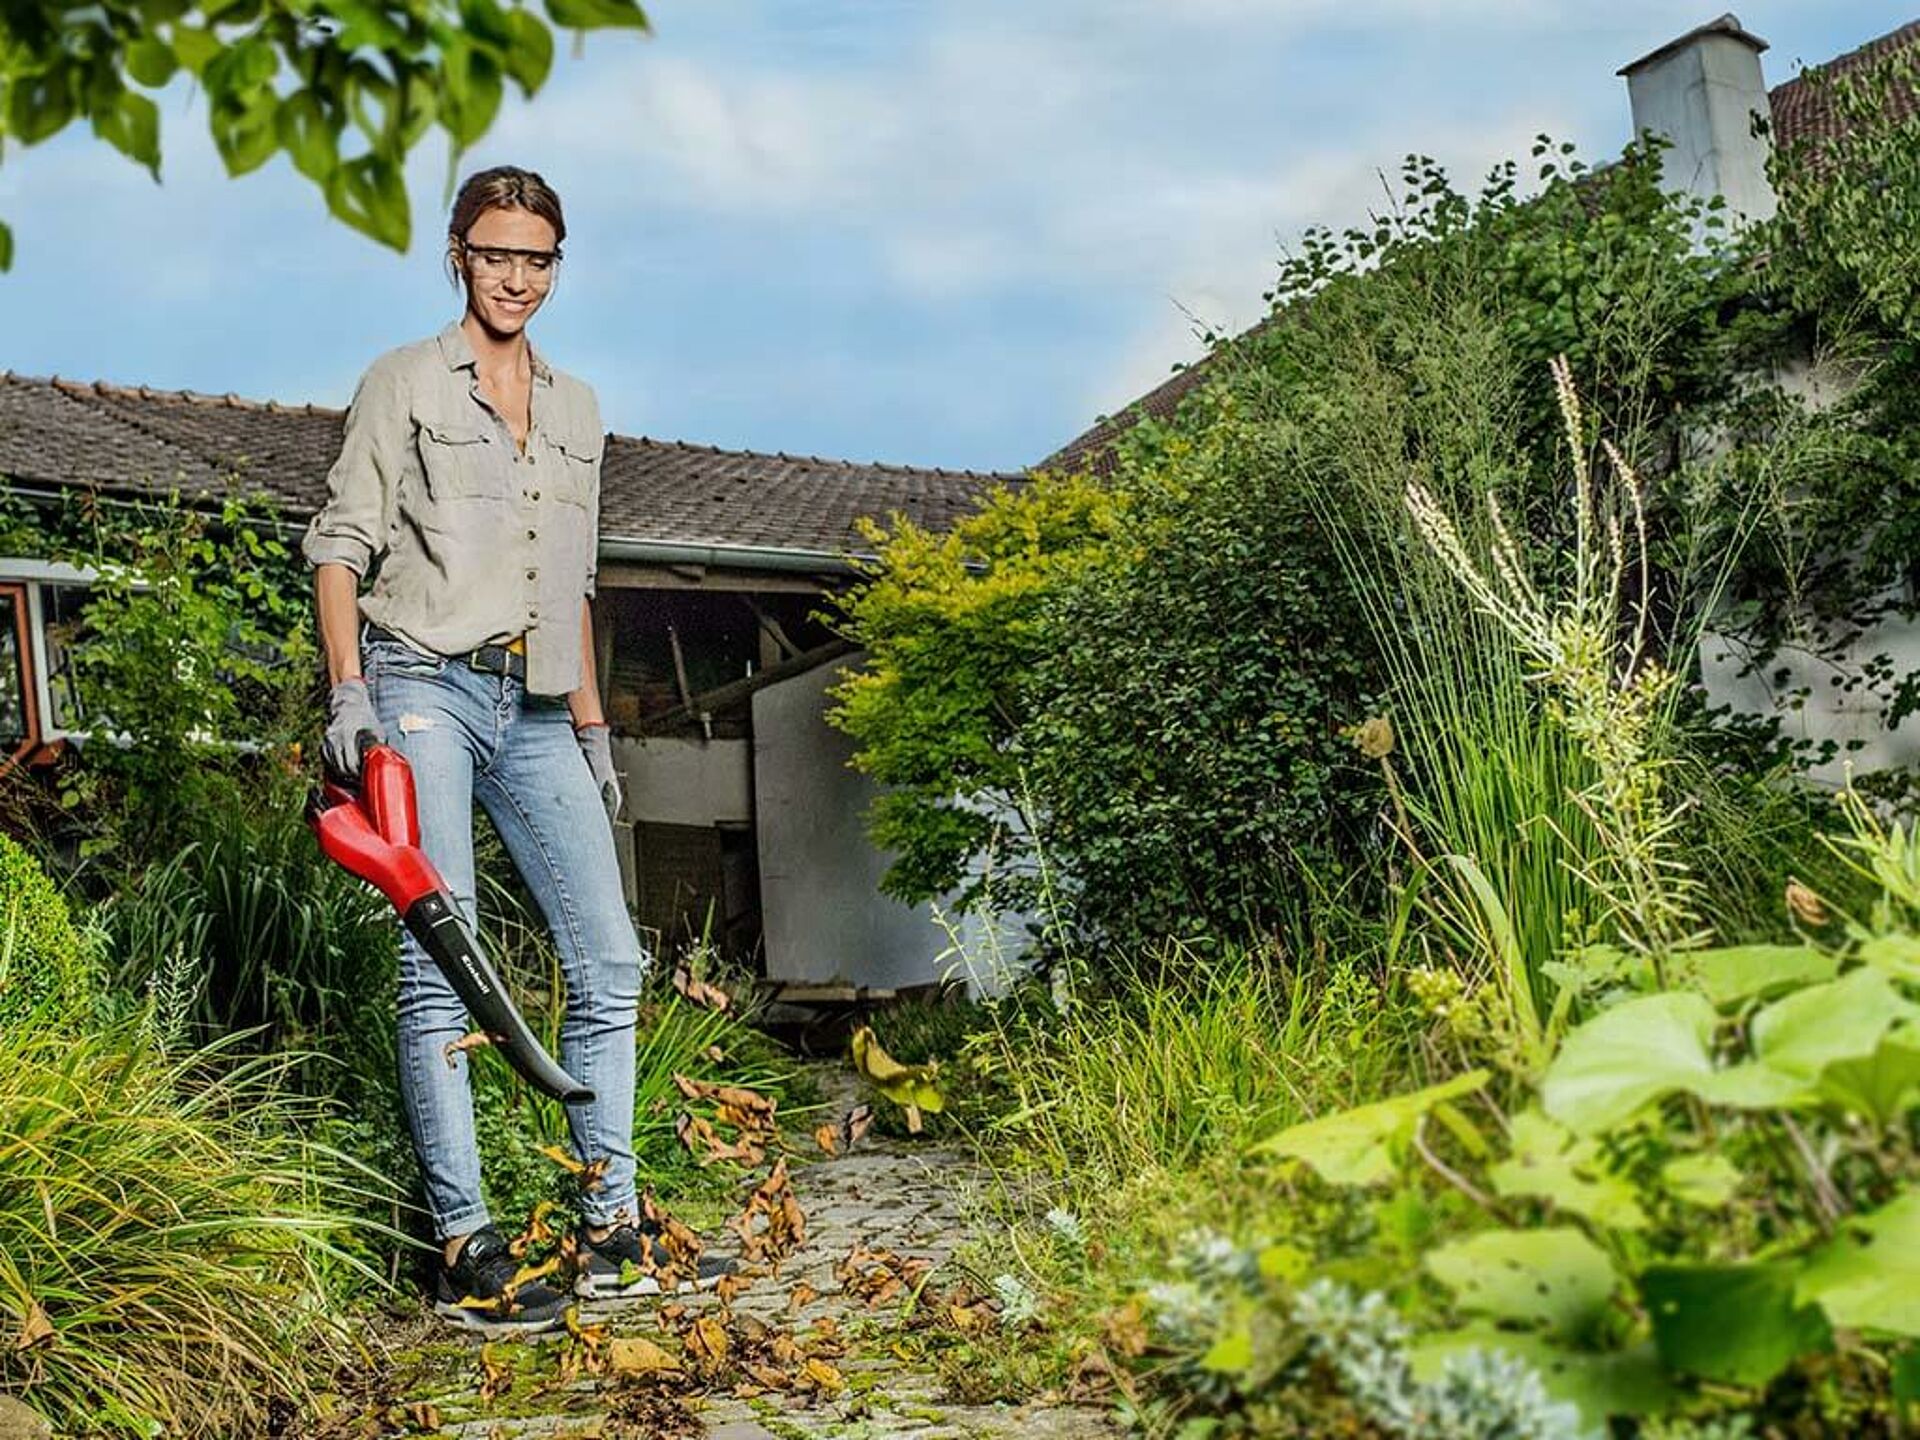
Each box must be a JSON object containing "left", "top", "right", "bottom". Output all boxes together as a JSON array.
[{"left": 0, "top": 1020, "right": 390, "bottom": 1436}]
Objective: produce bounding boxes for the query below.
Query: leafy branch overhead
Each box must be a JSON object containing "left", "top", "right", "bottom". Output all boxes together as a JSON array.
[{"left": 0, "top": 0, "right": 650, "bottom": 269}]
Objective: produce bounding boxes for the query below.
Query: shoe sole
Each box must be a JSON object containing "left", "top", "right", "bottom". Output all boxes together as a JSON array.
[
  {"left": 573, "top": 1269, "right": 733, "bottom": 1301},
  {"left": 432, "top": 1298, "right": 569, "bottom": 1335}
]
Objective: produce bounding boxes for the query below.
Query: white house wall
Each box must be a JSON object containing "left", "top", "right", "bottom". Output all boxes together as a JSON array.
[{"left": 752, "top": 655, "right": 970, "bottom": 992}]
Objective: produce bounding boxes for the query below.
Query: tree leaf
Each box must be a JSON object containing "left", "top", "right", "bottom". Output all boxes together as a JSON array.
[
  {"left": 439, "top": 41, "right": 504, "bottom": 147},
  {"left": 126, "top": 37, "right": 180, "bottom": 89},
  {"left": 1641, "top": 1263, "right": 1831, "bottom": 1386},
  {"left": 542, "top": 0, "right": 650, "bottom": 30},
  {"left": 209, "top": 89, "right": 279, "bottom": 176},
  {"left": 1542, "top": 992, "right": 1717, "bottom": 1135},
  {"left": 0, "top": 219, "right": 13, "bottom": 272},
  {"left": 1424, "top": 1226, "right": 1619, "bottom": 1339},
  {"left": 502, "top": 8, "right": 556, "bottom": 94},
  {"left": 1797, "top": 1189, "right": 1920, "bottom": 1336},
  {"left": 276, "top": 90, "right": 340, "bottom": 185},
  {"left": 92, "top": 91, "right": 161, "bottom": 177},
  {"left": 170, "top": 25, "right": 222, "bottom": 74},
  {"left": 1252, "top": 1069, "right": 1489, "bottom": 1186},
  {"left": 1675, "top": 943, "right": 1838, "bottom": 1007},
  {"left": 7, "top": 66, "right": 77, "bottom": 145},
  {"left": 325, "top": 153, "right": 411, "bottom": 251}
]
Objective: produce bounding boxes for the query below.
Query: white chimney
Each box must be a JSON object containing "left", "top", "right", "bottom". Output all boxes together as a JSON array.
[{"left": 1619, "top": 13, "right": 1777, "bottom": 226}]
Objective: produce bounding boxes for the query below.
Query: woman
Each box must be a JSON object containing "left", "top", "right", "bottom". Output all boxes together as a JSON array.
[{"left": 304, "top": 166, "right": 726, "bottom": 1333}]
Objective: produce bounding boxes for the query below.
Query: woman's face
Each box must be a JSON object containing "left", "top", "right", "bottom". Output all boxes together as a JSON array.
[{"left": 457, "top": 206, "right": 560, "bottom": 338}]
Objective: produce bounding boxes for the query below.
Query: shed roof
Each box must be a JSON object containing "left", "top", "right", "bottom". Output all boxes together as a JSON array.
[
  {"left": 1042, "top": 17, "right": 1920, "bottom": 479},
  {"left": 0, "top": 370, "right": 1015, "bottom": 562}
]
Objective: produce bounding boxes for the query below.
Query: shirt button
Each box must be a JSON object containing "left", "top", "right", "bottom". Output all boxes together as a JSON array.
[
  {"left": 526, "top": 528, "right": 537, "bottom": 540},
  {"left": 526, "top": 569, "right": 537, "bottom": 580},
  {"left": 530, "top": 490, "right": 541, "bottom": 501}
]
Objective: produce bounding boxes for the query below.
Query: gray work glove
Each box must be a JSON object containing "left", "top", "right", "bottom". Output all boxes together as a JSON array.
[
  {"left": 324, "top": 678, "right": 384, "bottom": 780},
  {"left": 576, "top": 722, "right": 621, "bottom": 822}
]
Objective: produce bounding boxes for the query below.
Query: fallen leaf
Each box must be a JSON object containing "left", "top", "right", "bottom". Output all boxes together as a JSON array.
[
  {"left": 851, "top": 1028, "right": 944, "bottom": 1134},
  {"left": 787, "top": 1282, "right": 820, "bottom": 1313},
  {"left": 441, "top": 1031, "right": 493, "bottom": 1068},
  {"left": 1099, "top": 1298, "right": 1149, "bottom": 1358},
  {"left": 406, "top": 1401, "right": 441, "bottom": 1430},
  {"left": 705, "top": 1045, "right": 727, "bottom": 1063},
  {"left": 478, "top": 1342, "right": 513, "bottom": 1405},
  {"left": 845, "top": 1103, "right": 874, "bottom": 1147},
  {"left": 812, "top": 1122, "right": 840, "bottom": 1156},
  {"left": 714, "top": 1271, "right": 753, "bottom": 1309},
  {"left": 508, "top": 1199, "right": 560, "bottom": 1258},
  {"left": 800, "top": 1357, "right": 846, "bottom": 1394},
  {"left": 12, "top": 1299, "right": 53, "bottom": 1352},
  {"left": 672, "top": 966, "right": 733, "bottom": 1013},
  {"left": 607, "top": 1335, "right": 682, "bottom": 1379}
]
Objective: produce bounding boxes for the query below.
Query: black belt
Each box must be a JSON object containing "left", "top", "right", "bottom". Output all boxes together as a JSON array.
[{"left": 365, "top": 624, "right": 527, "bottom": 683}]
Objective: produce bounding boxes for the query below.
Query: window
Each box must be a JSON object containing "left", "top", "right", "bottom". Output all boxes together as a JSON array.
[{"left": 0, "top": 586, "right": 31, "bottom": 751}]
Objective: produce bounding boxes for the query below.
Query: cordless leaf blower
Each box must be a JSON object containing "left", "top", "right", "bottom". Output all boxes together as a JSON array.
[{"left": 308, "top": 734, "right": 593, "bottom": 1104}]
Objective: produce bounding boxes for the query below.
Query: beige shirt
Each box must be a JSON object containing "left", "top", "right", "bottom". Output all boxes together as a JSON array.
[{"left": 302, "top": 320, "right": 604, "bottom": 696}]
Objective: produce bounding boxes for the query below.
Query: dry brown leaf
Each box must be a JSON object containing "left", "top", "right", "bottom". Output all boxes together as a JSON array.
[
  {"left": 705, "top": 1044, "right": 727, "bottom": 1063},
  {"left": 786, "top": 1282, "right": 820, "bottom": 1313},
  {"left": 406, "top": 1401, "right": 441, "bottom": 1431},
  {"left": 811, "top": 1122, "right": 840, "bottom": 1156},
  {"left": 742, "top": 1360, "right": 789, "bottom": 1390},
  {"left": 1100, "top": 1298, "right": 1149, "bottom": 1358},
  {"left": 607, "top": 1335, "right": 682, "bottom": 1380},
  {"left": 800, "top": 1357, "right": 846, "bottom": 1394},
  {"left": 713, "top": 1271, "right": 753, "bottom": 1309},
  {"left": 441, "top": 1032, "right": 493, "bottom": 1068},
  {"left": 13, "top": 1299, "right": 53, "bottom": 1352},
  {"left": 671, "top": 965, "right": 733, "bottom": 1013},
  {"left": 845, "top": 1103, "right": 874, "bottom": 1148},
  {"left": 478, "top": 1343, "right": 513, "bottom": 1405},
  {"left": 508, "top": 1198, "right": 560, "bottom": 1258}
]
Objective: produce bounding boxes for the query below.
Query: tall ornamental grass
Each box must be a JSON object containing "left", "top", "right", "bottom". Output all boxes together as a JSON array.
[{"left": 0, "top": 1019, "right": 385, "bottom": 1436}]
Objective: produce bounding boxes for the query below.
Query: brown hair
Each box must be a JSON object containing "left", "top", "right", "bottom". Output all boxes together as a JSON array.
[{"left": 445, "top": 166, "right": 566, "bottom": 285}]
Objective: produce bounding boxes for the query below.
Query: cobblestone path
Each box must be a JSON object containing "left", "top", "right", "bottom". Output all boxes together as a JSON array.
[{"left": 368, "top": 1073, "right": 1119, "bottom": 1440}]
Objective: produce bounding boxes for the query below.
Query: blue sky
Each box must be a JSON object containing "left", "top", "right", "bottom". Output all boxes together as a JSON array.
[{"left": 0, "top": 2, "right": 1905, "bottom": 473}]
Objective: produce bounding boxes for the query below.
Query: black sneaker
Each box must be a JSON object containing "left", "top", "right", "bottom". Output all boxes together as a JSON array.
[
  {"left": 432, "top": 1225, "right": 571, "bottom": 1334},
  {"left": 574, "top": 1220, "right": 739, "bottom": 1299}
]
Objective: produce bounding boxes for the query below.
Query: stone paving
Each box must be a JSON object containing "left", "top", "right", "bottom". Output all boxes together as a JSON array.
[{"left": 374, "top": 1070, "right": 1119, "bottom": 1440}]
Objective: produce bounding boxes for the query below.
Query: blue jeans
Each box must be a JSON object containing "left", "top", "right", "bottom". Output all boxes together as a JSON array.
[{"left": 364, "top": 632, "right": 645, "bottom": 1237}]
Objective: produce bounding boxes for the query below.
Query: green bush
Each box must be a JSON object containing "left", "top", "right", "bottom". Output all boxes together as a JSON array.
[
  {"left": 0, "top": 833, "right": 95, "bottom": 1029},
  {"left": 0, "top": 1021, "right": 379, "bottom": 1435}
]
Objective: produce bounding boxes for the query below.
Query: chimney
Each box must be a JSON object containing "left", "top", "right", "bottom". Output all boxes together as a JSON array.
[{"left": 1619, "top": 13, "right": 1777, "bottom": 226}]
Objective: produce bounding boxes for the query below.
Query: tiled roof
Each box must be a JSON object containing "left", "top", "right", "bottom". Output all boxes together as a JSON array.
[
  {"left": 0, "top": 370, "right": 1014, "bottom": 561},
  {"left": 1042, "top": 16, "right": 1920, "bottom": 478}
]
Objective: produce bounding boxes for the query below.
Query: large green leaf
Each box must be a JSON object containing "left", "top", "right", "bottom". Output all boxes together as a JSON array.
[
  {"left": 125, "top": 37, "right": 180, "bottom": 89},
  {"left": 543, "top": 0, "right": 650, "bottom": 30},
  {"left": 91, "top": 90, "right": 161, "bottom": 177},
  {"left": 1749, "top": 968, "right": 1919, "bottom": 1080},
  {"left": 438, "top": 40, "right": 504, "bottom": 147},
  {"left": 1424, "top": 1226, "right": 1619, "bottom": 1339},
  {"left": 209, "top": 89, "right": 279, "bottom": 176},
  {"left": 325, "top": 154, "right": 411, "bottom": 252},
  {"left": 1542, "top": 992, "right": 1717, "bottom": 1135},
  {"left": 0, "top": 219, "right": 13, "bottom": 273},
  {"left": 1859, "top": 932, "right": 1920, "bottom": 982},
  {"left": 1409, "top": 1328, "right": 1672, "bottom": 1429},
  {"left": 1252, "top": 1070, "right": 1489, "bottom": 1186},
  {"left": 1641, "top": 1263, "right": 1831, "bottom": 1387},
  {"left": 1488, "top": 1109, "right": 1647, "bottom": 1230},
  {"left": 1818, "top": 1029, "right": 1920, "bottom": 1128},
  {"left": 7, "top": 66, "right": 77, "bottom": 145},
  {"left": 276, "top": 91, "right": 340, "bottom": 186},
  {"left": 1676, "top": 943, "right": 1838, "bottom": 1007},
  {"left": 502, "top": 7, "right": 556, "bottom": 93},
  {"left": 1797, "top": 1189, "right": 1920, "bottom": 1336},
  {"left": 1659, "top": 1152, "right": 1742, "bottom": 1208}
]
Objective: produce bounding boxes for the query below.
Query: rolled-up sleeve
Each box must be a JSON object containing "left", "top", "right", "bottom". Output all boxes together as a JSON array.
[
  {"left": 583, "top": 395, "right": 604, "bottom": 599},
  {"left": 302, "top": 354, "right": 409, "bottom": 577}
]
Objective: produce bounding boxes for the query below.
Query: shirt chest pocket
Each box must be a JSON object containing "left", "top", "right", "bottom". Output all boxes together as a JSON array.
[
  {"left": 415, "top": 416, "right": 505, "bottom": 502},
  {"left": 546, "top": 431, "right": 601, "bottom": 508}
]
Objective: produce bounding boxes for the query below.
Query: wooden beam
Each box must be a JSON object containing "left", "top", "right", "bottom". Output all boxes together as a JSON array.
[
  {"left": 637, "top": 639, "right": 857, "bottom": 737},
  {"left": 595, "top": 560, "right": 836, "bottom": 596}
]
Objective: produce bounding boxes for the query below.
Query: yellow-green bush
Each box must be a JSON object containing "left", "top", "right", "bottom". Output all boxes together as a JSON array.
[{"left": 0, "top": 835, "right": 95, "bottom": 1029}]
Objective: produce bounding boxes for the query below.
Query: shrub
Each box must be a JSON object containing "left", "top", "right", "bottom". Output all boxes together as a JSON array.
[
  {"left": 0, "top": 833, "right": 95, "bottom": 1029},
  {"left": 0, "top": 1021, "right": 375, "bottom": 1435}
]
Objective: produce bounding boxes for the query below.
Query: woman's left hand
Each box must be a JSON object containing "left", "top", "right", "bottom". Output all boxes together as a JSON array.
[{"left": 575, "top": 722, "right": 622, "bottom": 822}]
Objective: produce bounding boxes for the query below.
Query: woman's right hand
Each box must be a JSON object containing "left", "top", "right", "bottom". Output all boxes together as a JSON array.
[{"left": 324, "top": 679, "right": 385, "bottom": 780}]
